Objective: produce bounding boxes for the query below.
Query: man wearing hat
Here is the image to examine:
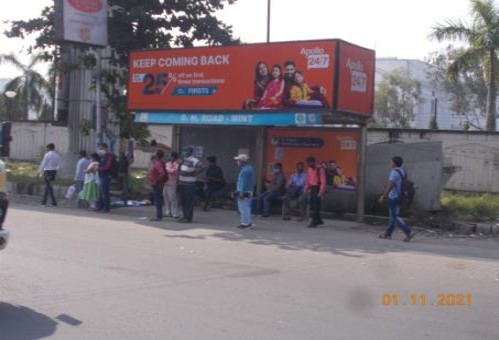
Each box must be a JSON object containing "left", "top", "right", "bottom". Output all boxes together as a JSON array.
[
  {"left": 177, "top": 146, "right": 204, "bottom": 223},
  {"left": 233, "top": 154, "right": 255, "bottom": 229}
]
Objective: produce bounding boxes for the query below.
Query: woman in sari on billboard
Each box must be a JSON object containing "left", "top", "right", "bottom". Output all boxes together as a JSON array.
[
  {"left": 289, "top": 71, "right": 330, "bottom": 109},
  {"left": 257, "top": 64, "right": 285, "bottom": 109},
  {"left": 243, "top": 61, "right": 271, "bottom": 109}
]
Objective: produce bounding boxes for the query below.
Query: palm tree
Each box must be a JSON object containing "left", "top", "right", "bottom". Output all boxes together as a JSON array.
[
  {"left": 0, "top": 53, "right": 52, "bottom": 120},
  {"left": 430, "top": 0, "right": 499, "bottom": 131}
]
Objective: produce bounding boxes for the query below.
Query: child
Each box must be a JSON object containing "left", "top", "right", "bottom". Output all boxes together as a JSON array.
[
  {"left": 79, "top": 153, "right": 100, "bottom": 210},
  {"left": 257, "top": 64, "right": 285, "bottom": 109},
  {"left": 289, "top": 71, "right": 329, "bottom": 108}
]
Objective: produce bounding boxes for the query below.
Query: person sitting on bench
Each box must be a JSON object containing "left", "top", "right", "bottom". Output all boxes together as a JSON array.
[{"left": 256, "top": 163, "right": 286, "bottom": 218}]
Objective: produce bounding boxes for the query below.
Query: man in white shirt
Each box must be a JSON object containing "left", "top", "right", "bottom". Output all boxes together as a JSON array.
[
  {"left": 177, "top": 146, "right": 204, "bottom": 223},
  {"left": 38, "top": 143, "right": 61, "bottom": 207}
]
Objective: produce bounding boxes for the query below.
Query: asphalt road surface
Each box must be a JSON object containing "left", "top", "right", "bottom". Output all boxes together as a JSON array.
[{"left": 1, "top": 204, "right": 498, "bottom": 340}]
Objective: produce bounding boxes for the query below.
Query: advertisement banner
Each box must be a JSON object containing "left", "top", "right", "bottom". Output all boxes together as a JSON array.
[
  {"left": 335, "top": 41, "right": 375, "bottom": 115},
  {"left": 55, "top": 0, "right": 108, "bottom": 46},
  {"left": 128, "top": 40, "right": 337, "bottom": 112},
  {"left": 266, "top": 128, "right": 359, "bottom": 192}
]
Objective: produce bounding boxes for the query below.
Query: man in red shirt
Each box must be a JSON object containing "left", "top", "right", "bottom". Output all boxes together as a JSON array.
[
  {"left": 303, "top": 156, "right": 327, "bottom": 228},
  {"left": 148, "top": 150, "right": 168, "bottom": 221}
]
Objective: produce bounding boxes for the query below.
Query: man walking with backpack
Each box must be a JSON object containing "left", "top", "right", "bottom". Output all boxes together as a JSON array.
[{"left": 378, "top": 156, "right": 415, "bottom": 242}]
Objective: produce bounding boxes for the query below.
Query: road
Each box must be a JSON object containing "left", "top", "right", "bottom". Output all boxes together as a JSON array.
[{"left": 1, "top": 203, "right": 498, "bottom": 340}]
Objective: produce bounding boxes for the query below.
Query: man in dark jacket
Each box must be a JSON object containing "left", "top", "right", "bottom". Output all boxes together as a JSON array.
[{"left": 97, "top": 143, "right": 115, "bottom": 213}]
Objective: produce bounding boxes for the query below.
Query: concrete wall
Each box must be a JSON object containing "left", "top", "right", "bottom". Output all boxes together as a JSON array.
[
  {"left": 366, "top": 141, "right": 443, "bottom": 211},
  {"left": 368, "top": 129, "right": 499, "bottom": 193},
  {"left": 180, "top": 126, "right": 259, "bottom": 184}
]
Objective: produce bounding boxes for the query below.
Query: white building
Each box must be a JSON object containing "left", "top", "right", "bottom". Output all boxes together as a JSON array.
[{"left": 375, "top": 58, "right": 484, "bottom": 130}]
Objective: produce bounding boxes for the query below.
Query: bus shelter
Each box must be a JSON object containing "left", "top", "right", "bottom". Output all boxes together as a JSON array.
[{"left": 128, "top": 39, "right": 375, "bottom": 221}]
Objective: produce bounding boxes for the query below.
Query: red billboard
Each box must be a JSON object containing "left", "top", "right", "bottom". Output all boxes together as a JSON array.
[{"left": 128, "top": 40, "right": 374, "bottom": 117}]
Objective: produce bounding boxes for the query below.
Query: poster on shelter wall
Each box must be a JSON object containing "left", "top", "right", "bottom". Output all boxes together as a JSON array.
[{"left": 266, "top": 128, "right": 359, "bottom": 192}]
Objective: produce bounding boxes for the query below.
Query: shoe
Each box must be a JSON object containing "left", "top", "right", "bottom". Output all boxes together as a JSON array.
[
  {"left": 178, "top": 218, "right": 192, "bottom": 223},
  {"left": 379, "top": 234, "right": 392, "bottom": 240},
  {"left": 258, "top": 215, "right": 269, "bottom": 219},
  {"left": 238, "top": 224, "right": 253, "bottom": 229},
  {"left": 403, "top": 232, "right": 416, "bottom": 242},
  {"left": 39, "top": 202, "right": 46, "bottom": 206},
  {"left": 149, "top": 218, "right": 162, "bottom": 222},
  {"left": 307, "top": 223, "right": 317, "bottom": 228},
  {"left": 317, "top": 220, "right": 324, "bottom": 225},
  {"left": 296, "top": 217, "right": 304, "bottom": 222},
  {"left": 282, "top": 216, "right": 291, "bottom": 221}
]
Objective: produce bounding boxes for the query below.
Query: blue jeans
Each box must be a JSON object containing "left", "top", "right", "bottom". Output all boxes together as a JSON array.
[
  {"left": 238, "top": 198, "right": 252, "bottom": 226},
  {"left": 98, "top": 175, "right": 111, "bottom": 212},
  {"left": 257, "top": 192, "right": 282, "bottom": 216},
  {"left": 74, "top": 180, "right": 85, "bottom": 208},
  {"left": 179, "top": 184, "right": 196, "bottom": 221},
  {"left": 152, "top": 186, "right": 163, "bottom": 219},
  {"left": 385, "top": 198, "right": 411, "bottom": 236}
]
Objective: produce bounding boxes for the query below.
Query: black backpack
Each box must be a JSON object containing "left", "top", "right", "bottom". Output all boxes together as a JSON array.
[{"left": 394, "top": 168, "right": 416, "bottom": 206}]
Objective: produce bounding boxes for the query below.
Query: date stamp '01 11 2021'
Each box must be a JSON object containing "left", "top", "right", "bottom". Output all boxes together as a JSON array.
[{"left": 381, "top": 293, "right": 473, "bottom": 307}]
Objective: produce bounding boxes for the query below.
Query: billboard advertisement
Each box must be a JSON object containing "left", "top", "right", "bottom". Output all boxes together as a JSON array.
[
  {"left": 266, "top": 128, "right": 359, "bottom": 191},
  {"left": 54, "top": 0, "right": 108, "bottom": 47},
  {"left": 335, "top": 41, "right": 375, "bottom": 115},
  {"left": 128, "top": 40, "right": 337, "bottom": 112}
]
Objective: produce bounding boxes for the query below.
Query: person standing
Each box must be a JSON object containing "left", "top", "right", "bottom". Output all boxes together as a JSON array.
[
  {"left": 234, "top": 154, "right": 255, "bottom": 229},
  {"left": 282, "top": 161, "right": 308, "bottom": 221},
  {"left": 303, "top": 156, "right": 326, "bottom": 228},
  {"left": 79, "top": 152, "right": 100, "bottom": 210},
  {"left": 378, "top": 156, "right": 415, "bottom": 242},
  {"left": 74, "top": 150, "right": 90, "bottom": 208},
  {"left": 203, "top": 156, "right": 225, "bottom": 211},
  {"left": 38, "top": 143, "right": 61, "bottom": 207},
  {"left": 177, "top": 146, "right": 203, "bottom": 223},
  {"left": 0, "top": 159, "right": 9, "bottom": 229},
  {"left": 164, "top": 152, "right": 180, "bottom": 219},
  {"left": 148, "top": 150, "right": 168, "bottom": 222},
  {"left": 97, "top": 143, "right": 115, "bottom": 213}
]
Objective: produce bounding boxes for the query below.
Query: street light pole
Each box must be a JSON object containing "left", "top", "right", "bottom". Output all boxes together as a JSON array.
[
  {"left": 266, "top": 0, "right": 271, "bottom": 43},
  {"left": 4, "top": 91, "right": 16, "bottom": 121}
]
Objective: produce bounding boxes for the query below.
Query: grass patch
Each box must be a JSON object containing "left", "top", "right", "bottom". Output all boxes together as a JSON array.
[{"left": 441, "top": 192, "right": 499, "bottom": 221}]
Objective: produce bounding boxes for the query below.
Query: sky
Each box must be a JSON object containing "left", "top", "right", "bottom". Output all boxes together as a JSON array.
[{"left": 0, "top": 0, "right": 482, "bottom": 79}]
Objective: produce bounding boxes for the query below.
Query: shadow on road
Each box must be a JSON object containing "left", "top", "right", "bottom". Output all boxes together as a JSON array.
[
  {"left": 11, "top": 203, "right": 499, "bottom": 262},
  {"left": 0, "top": 302, "right": 58, "bottom": 340}
]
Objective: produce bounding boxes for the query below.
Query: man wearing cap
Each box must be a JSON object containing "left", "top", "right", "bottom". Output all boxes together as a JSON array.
[
  {"left": 177, "top": 146, "right": 204, "bottom": 223},
  {"left": 233, "top": 154, "right": 255, "bottom": 229}
]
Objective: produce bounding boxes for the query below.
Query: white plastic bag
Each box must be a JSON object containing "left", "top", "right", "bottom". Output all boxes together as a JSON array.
[{"left": 65, "top": 185, "right": 76, "bottom": 200}]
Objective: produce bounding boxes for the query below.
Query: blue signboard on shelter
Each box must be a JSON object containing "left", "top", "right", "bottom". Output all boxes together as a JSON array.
[{"left": 134, "top": 112, "right": 322, "bottom": 126}]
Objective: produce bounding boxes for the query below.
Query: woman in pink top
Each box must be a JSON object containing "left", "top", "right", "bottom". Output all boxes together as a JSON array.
[
  {"left": 163, "top": 152, "right": 180, "bottom": 218},
  {"left": 257, "top": 64, "right": 285, "bottom": 109}
]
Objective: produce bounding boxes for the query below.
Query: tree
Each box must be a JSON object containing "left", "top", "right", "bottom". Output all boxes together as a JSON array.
[
  {"left": 426, "top": 46, "right": 487, "bottom": 130},
  {"left": 430, "top": 0, "right": 499, "bottom": 131},
  {"left": 0, "top": 53, "right": 52, "bottom": 120},
  {"left": 374, "top": 68, "right": 422, "bottom": 128},
  {"left": 4, "top": 0, "right": 240, "bottom": 139}
]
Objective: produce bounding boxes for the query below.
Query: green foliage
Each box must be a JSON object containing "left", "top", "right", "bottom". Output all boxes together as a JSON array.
[
  {"left": 0, "top": 53, "right": 53, "bottom": 121},
  {"left": 428, "top": 115, "right": 439, "bottom": 129},
  {"left": 430, "top": 0, "right": 499, "bottom": 131},
  {"left": 441, "top": 192, "right": 499, "bottom": 221},
  {"left": 3, "top": 0, "right": 240, "bottom": 139},
  {"left": 374, "top": 68, "right": 422, "bottom": 128},
  {"left": 426, "top": 46, "right": 487, "bottom": 130}
]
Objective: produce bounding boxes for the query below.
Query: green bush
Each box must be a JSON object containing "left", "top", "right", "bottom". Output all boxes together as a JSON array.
[{"left": 441, "top": 192, "right": 499, "bottom": 221}]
